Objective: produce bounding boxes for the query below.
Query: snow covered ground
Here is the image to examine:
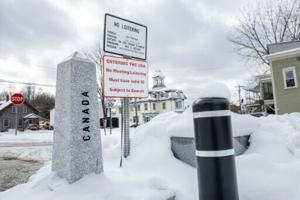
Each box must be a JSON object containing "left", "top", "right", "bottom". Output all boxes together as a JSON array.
[
  {"left": 1, "top": 109, "right": 300, "bottom": 200},
  {"left": 0, "top": 129, "right": 53, "bottom": 144},
  {"left": 0, "top": 130, "right": 53, "bottom": 161}
]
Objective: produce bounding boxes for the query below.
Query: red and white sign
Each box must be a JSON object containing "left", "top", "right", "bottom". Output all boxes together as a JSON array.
[
  {"left": 11, "top": 93, "right": 25, "bottom": 105},
  {"left": 103, "top": 56, "right": 148, "bottom": 98}
]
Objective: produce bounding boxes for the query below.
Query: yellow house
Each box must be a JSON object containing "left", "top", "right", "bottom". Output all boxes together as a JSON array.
[{"left": 111, "top": 70, "right": 186, "bottom": 125}]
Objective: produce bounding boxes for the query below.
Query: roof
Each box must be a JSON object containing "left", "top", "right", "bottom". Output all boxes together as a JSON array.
[
  {"left": 0, "top": 100, "right": 11, "bottom": 111},
  {"left": 24, "top": 113, "right": 48, "bottom": 121},
  {"left": 265, "top": 40, "right": 300, "bottom": 61},
  {"left": 267, "top": 40, "right": 300, "bottom": 54},
  {"left": 256, "top": 74, "right": 271, "bottom": 81},
  {"left": 0, "top": 100, "right": 39, "bottom": 113}
]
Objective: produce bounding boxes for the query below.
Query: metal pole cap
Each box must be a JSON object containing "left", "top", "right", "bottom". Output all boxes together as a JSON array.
[{"left": 192, "top": 97, "right": 229, "bottom": 113}]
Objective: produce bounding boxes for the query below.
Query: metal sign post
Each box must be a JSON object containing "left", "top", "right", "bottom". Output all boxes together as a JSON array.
[
  {"left": 109, "top": 108, "right": 112, "bottom": 135},
  {"left": 15, "top": 106, "right": 18, "bottom": 136},
  {"left": 103, "top": 13, "right": 148, "bottom": 162},
  {"left": 123, "top": 98, "right": 130, "bottom": 158},
  {"left": 11, "top": 93, "right": 25, "bottom": 136}
]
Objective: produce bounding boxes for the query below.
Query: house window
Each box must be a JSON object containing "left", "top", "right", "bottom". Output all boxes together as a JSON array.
[
  {"left": 282, "top": 67, "right": 298, "bottom": 89},
  {"left": 18, "top": 119, "right": 23, "bottom": 127},
  {"left": 130, "top": 105, "right": 134, "bottom": 112},
  {"left": 162, "top": 102, "right": 166, "bottom": 110},
  {"left": 23, "top": 106, "right": 28, "bottom": 113},
  {"left": 144, "top": 103, "right": 148, "bottom": 111},
  {"left": 153, "top": 103, "right": 156, "bottom": 110},
  {"left": 175, "top": 101, "right": 183, "bottom": 109},
  {"left": 137, "top": 104, "right": 140, "bottom": 111},
  {"left": 144, "top": 116, "right": 151, "bottom": 123},
  {"left": 11, "top": 106, "right": 17, "bottom": 113},
  {"left": 3, "top": 119, "right": 10, "bottom": 128},
  {"left": 262, "top": 82, "right": 273, "bottom": 100}
]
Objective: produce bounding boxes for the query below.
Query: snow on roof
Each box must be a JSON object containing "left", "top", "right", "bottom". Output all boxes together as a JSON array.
[
  {"left": 243, "top": 80, "right": 259, "bottom": 92},
  {"left": 265, "top": 46, "right": 300, "bottom": 61},
  {"left": 0, "top": 100, "right": 12, "bottom": 111},
  {"left": 147, "top": 88, "right": 186, "bottom": 101},
  {"left": 24, "top": 113, "right": 47, "bottom": 120}
]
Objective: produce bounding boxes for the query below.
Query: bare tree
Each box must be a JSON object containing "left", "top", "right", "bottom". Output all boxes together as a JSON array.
[
  {"left": 0, "top": 91, "right": 10, "bottom": 101},
  {"left": 29, "top": 92, "right": 55, "bottom": 119},
  {"left": 21, "top": 85, "right": 35, "bottom": 101},
  {"left": 83, "top": 43, "right": 108, "bottom": 134},
  {"left": 229, "top": 0, "right": 300, "bottom": 70}
]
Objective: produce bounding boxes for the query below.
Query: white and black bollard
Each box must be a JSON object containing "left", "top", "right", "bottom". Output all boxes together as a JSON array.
[{"left": 192, "top": 97, "right": 239, "bottom": 200}]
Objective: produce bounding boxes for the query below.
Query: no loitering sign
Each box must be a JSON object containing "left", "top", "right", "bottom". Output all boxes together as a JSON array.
[
  {"left": 103, "top": 56, "right": 148, "bottom": 98},
  {"left": 103, "top": 14, "right": 147, "bottom": 60}
]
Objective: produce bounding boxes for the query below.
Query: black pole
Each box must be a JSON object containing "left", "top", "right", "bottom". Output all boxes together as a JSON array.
[{"left": 192, "top": 97, "right": 239, "bottom": 200}]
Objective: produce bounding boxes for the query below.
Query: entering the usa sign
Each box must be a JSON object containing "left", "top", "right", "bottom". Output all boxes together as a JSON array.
[{"left": 103, "top": 56, "right": 148, "bottom": 98}]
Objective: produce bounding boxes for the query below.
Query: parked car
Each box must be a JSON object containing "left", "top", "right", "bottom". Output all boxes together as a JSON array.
[
  {"left": 27, "top": 124, "right": 39, "bottom": 130},
  {"left": 39, "top": 121, "right": 53, "bottom": 130},
  {"left": 130, "top": 123, "right": 140, "bottom": 128}
]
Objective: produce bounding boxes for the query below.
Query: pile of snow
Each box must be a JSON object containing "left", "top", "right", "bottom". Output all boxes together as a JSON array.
[
  {"left": 1, "top": 102, "right": 300, "bottom": 199},
  {"left": 154, "top": 107, "right": 259, "bottom": 138},
  {"left": 0, "top": 146, "right": 52, "bottom": 161},
  {"left": 247, "top": 113, "right": 300, "bottom": 160}
]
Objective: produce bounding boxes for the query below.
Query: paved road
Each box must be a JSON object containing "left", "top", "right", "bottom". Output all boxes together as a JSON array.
[
  {"left": 0, "top": 142, "right": 52, "bottom": 148},
  {"left": 0, "top": 142, "right": 50, "bottom": 191},
  {"left": 0, "top": 158, "right": 43, "bottom": 192}
]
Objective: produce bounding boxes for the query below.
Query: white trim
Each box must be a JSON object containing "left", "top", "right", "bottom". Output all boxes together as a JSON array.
[
  {"left": 282, "top": 66, "right": 298, "bottom": 89},
  {"left": 195, "top": 149, "right": 235, "bottom": 157},
  {"left": 265, "top": 47, "right": 300, "bottom": 61},
  {"left": 270, "top": 63, "right": 279, "bottom": 114},
  {"left": 193, "top": 110, "right": 230, "bottom": 118}
]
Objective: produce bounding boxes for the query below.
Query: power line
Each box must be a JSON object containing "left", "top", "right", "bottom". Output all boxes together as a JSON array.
[
  {"left": 0, "top": 78, "right": 55, "bottom": 88},
  {"left": 0, "top": 59, "right": 57, "bottom": 72}
]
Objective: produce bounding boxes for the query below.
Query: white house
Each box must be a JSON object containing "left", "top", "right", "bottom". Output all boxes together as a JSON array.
[{"left": 111, "top": 70, "right": 187, "bottom": 125}]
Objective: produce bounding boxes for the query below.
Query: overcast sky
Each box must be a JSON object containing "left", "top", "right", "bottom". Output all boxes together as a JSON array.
[{"left": 0, "top": 0, "right": 257, "bottom": 104}]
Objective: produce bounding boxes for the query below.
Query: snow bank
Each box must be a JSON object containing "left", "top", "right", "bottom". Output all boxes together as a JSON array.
[
  {"left": 231, "top": 112, "right": 260, "bottom": 137},
  {"left": 150, "top": 107, "right": 259, "bottom": 138},
  {"left": 247, "top": 113, "right": 300, "bottom": 160}
]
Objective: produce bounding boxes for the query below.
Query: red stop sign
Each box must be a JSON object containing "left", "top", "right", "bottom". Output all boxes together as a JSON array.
[{"left": 11, "top": 93, "right": 25, "bottom": 105}]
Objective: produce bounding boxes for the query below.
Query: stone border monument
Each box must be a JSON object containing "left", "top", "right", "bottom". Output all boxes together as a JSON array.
[{"left": 52, "top": 52, "right": 103, "bottom": 183}]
